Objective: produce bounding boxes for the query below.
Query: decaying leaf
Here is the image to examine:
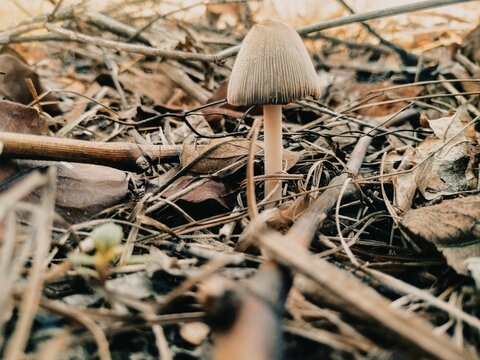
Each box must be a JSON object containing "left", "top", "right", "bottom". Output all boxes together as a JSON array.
[
  {"left": 401, "top": 195, "right": 480, "bottom": 275},
  {"left": 181, "top": 138, "right": 300, "bottom": 176},
  {"left": 16, "top": 161, "right": 128, "bottom": 223},
  {"left": 162, "top": 174, "right": 229, "bottom": 210},
  {"left": 387, "top": 107, "right": 478, "bottom": 212},
  {"left": 0, "top": 100, "right": 46, "bottom": 134}
]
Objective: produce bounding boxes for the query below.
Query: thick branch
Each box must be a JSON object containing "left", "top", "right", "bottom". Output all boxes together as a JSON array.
[{"left": 0, "top": 132, "right": 181, "bottom": 171}]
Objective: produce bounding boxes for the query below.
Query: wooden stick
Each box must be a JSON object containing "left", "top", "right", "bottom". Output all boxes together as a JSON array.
[{"left": 0, "top": 132, "right": 181, "bottom": 171}]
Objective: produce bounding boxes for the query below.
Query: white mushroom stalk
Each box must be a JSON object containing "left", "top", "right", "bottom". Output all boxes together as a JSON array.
[
  {"left": 263, "top": 104, "right": 283, "bottom": 202},
  {"left": 227, "top": 20, "right": 320, "bottom": 207}
]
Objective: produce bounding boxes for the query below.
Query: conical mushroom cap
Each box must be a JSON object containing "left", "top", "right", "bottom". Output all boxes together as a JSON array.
[{"left": 227, "top": 20, "right": 320, "bottom": 106}]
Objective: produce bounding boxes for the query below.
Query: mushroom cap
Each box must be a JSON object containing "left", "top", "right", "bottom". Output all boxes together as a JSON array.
[{"left": 227, "top": 20, "right": 320, "bottom": 106}]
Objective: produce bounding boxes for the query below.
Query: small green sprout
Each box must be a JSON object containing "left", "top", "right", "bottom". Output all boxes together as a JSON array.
[{"left": 70, "top": 223, "right": 124, "bottom": 284}]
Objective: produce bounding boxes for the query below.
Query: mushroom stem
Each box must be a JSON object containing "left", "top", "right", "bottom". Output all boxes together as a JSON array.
[{"left": 263, "top": 104, "right": 283, "bottom": 206}]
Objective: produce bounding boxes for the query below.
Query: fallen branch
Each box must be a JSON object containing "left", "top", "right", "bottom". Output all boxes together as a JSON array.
[{"left": 0, "top": 132, "right": 181, "bottom": 171}]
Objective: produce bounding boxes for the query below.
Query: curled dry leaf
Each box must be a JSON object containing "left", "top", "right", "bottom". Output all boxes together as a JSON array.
[
  {"left": 401, "top": 195, "right": 480, "bottom": 275},
  {"left": 387, "top": 107, "right": 479, "bottom": 212},
  {"left": 181, "top": 138, "right": 300, "bottom": 176}
]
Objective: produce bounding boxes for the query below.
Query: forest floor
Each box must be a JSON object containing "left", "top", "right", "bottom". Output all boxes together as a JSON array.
[{"left": 0, "top": 1, "right": 479, "bottom": 359}]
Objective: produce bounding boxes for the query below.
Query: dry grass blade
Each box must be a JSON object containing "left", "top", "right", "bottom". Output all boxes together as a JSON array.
[{"left": 3, "top": 167, "right": 56, "bottom": 359}]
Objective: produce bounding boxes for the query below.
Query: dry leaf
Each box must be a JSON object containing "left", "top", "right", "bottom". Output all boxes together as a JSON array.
[
  {"left": 0, "top": 100, "right": 45, "bottom": 134},
  {"left": 146, "top": 19, "right": 188, "bottom": 50},
  {"left": 181, "top": 138, "right": 300, "bottom": 176},
  {"left": 118, "top": 70, "right": 175, "bottom": 105},
  {"left": 401, "top": 195, "right": 480, "bottom": 274},
  {"left": 162, "top": 174, "right": 229, "bottom": 210},
  {"left": 0, "top": 100, "right": 47, "bottom": 184},
  {"left": 170, "top": 114, "right": 214, "bottom": 145},
  {"left": 24, "top": 161, "right": 128, "bottom": 223},
  {"left": 388, "top": 107, "right": 478, "bottom": 212}
]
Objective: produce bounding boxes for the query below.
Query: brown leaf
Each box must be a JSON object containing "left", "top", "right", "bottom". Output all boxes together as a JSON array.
[
  {"left": 56, "top": 163, "right": 127, "bottom": 222},
  {"left": 118, "top": 70, "right": 175, "bottom": 105},
  {"left": 401, "top": 195, "right": 480, "bottom": 275},
  {"left": 0, "top": 100, "right": 46, "bottom": 189},
  {"left": 181, "top": 138, "right": 299, "bottom": 176},
  {"left": 145, "top": 19, "right": 188, "bottom": 50},
  {"left": 162, "top": 175, "right": 229, "bottom": 209},
  {"left": 207, "top": 80, "right": 262, "bottom": 116},
  {"left": 0, "top": 100, "right": 46, "bottom": 134},
  {"left": 26, "top": 161, "right": 127, "bottom": 223},
  {"left": 171, "top": 114, "right": 214, "bottom": 145}
]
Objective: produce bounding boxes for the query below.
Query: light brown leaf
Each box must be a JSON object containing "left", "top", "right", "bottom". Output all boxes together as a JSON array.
[
  {"left": 388, "top": 107, "right": 478, "bottom": 212},
  {"left": 119, "top": 70, "right": 174, "bottom": 105}
]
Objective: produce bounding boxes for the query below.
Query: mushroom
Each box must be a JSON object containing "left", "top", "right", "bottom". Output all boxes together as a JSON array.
[{"left": 227, "top": 20, "right": 320, "bottom": 205}]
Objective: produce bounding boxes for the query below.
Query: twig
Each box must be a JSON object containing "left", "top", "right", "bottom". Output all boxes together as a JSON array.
[
  {"left": 0, "top": 132, "right": 182, "bottom": 171},
  {"left": 306, "top": 32, "right": 393, "bottom": 54},
  {"left": 365, "top": 268, "right": 480, "bottom": 331},
  {"left": 295, "top": 0, "right": 476, "bottom": 36}
]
